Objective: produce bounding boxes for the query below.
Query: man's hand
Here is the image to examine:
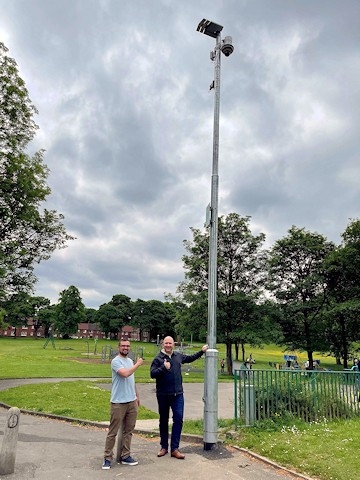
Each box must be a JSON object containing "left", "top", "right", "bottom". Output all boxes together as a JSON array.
[
  {"left": 164, "top": 359, "right": 171, "bottom": 370},
  {"left": 202, "top": 344, "right": 209, "bottom": 353},
  {"left": 136, "top": 356, "right": 144, "bottom": 367}
]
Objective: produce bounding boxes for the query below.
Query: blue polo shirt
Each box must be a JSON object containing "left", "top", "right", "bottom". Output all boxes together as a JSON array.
[{"left": 110, "top": 355, "right": 136, "bottom": 403}]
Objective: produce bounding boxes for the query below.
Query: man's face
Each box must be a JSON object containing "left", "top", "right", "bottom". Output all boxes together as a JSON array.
[
  {"left": 163, "top": 337, "right": 174, "bottom": 354},
  {"left": 119, "top": 341, "right": 130, "bottom": 356}
]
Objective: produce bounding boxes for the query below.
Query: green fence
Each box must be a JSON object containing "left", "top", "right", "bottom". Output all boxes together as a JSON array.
[{"left": 234, "top": 368, "right": 360, "bottom": 428}]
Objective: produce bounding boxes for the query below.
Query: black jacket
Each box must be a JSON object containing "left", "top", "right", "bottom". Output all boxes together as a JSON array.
[{"left": 150, "top": 349, "right": 204, "bottom": 396}]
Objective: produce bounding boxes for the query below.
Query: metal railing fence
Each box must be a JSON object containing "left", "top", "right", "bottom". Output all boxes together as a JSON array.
[{"left": 234, "top": 368, "right": 360, "bottom": 428}]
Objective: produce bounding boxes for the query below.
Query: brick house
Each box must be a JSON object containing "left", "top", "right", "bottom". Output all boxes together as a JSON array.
[
  {"left": 0, "top": 319, "right": 147, "bottom": 341},
  {"left": 0, "top": 318, "right": 44, "bottom": 338}
]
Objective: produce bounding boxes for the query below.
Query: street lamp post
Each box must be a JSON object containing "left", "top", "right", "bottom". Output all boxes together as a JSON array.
[{"left": 197, "top": 18, "right": 234, "bottom": 450}]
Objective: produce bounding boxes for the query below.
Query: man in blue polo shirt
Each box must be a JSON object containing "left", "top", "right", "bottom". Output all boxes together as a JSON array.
[{"left": 102, "top": 339, "right": 143, "bottom": 469}]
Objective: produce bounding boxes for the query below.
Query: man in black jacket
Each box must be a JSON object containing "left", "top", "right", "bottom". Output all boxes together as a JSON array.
[{"left": 150, "top": 336, "right": 208, "bottom": 459}]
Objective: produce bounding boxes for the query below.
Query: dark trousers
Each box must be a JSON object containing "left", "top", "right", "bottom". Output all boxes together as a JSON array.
[{"left": 157, "top": 393, "right": 184, "bottom": 451}]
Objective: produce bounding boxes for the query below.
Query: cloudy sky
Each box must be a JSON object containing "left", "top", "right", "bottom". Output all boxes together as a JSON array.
[{"left": 1, "top": 0, "right": 359, "bottom": 308}]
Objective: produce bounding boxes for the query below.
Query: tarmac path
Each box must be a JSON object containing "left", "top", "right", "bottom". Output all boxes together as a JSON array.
[
  {"left": 0, "top": 378, "right": 313, "bottom": 480},
  {"left": 0, "top": 378, "right": 235, "bottom": 419}
]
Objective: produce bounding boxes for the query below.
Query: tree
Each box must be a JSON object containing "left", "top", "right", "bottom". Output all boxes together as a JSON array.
[
  {"left": 0, "top": 306, "right": 6, "bottom": 330},
  {"left": 96, "top": 294, "right": 132, "bottom": 339},
  {"left": 145, "top": 300, "right": 176, "bottom": 341},
  {"left": 218, "top": 292, "right": 281, "bottom": 365},
  {"left": 85, "top": 307, "right": 98, "bottom": 324},
  {"left": 0, "top": 42, "right": 73, "bottom": 300},
  {"left": 130, "top": 298, "right": 176, "bottom": 342},
  {"left": 2, "top": 291, "right": 32, "bottom": 336},
  {"left": 27, "top": 295, "right": 51, "bottom": 336},
  {"left": 36, "top": 303, "right": 57, "bottom": 338},
  {"left": 55, "top": 286, "right": 85, "bottom": 338},
  {"left": 96, "top": 303, "right": 123, "bottom": 339},
  {"left": 178, "top": 213, "right": 268, "bottom": 373},
  {"left": 170, "top": 291, "right": 208, "bottom": 342},
  {"left": 267, "top": 226, "right": 335, "bottom": 369},
  {"left": 323, "top": 219, "right": 360, "bottom": 367},
  {"left": 131, "top": 299, "right": 150, "bottom": 342},
  {"left": 110, "top": 294, "right": 132, "bottom": 334},
  {"left": 218, "top": 291, "right": 257, "bottom": 370}
]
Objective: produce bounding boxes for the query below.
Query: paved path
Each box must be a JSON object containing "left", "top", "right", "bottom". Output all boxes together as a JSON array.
[
  {"left": 0, "top": 407, "right": 310, "bottom": 480},
  {"left": 0, "top": 379, "right": 312, "bottom": 480},
  {"left": 0, "top": 378, "right": 235, "bottom": 424},
  {"left": 104, "top": 381, "right": 235, "bottom": 419}
]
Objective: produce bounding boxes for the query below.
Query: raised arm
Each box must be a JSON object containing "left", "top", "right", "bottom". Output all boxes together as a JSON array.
[
  {"left": 182, "top": 345, "right": 208, "bottom": 364},
  {"left": 117, "top": 356, "right": 144, "bottom": 378}
]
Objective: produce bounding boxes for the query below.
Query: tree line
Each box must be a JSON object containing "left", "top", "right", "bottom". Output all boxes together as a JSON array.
[
  {"left": 0, "top": 287, "right": 177, "bottom": 341},
  {"left": 175, "top": 213, "right": 360, "bottom": 372}
]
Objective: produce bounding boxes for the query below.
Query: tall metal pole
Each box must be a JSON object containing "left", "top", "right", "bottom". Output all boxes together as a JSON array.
[
  {"left": 197, "top": 18, "right": 233, "bottom": 451},
  {"left": 203, "top": 31, "right": 221, "bottom": 451}
]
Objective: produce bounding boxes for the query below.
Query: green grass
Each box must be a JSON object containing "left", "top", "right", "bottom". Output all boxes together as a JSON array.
[
  {"left": 0, "top": 337, "right": 148, "bottom": 379},
  {"left": 0, "top": 337, "right": 211, "bottom": 380},
  {"left": 0, "top": 380, "right": 158, "bottom": 422},
  {"left": 0, "top": 337, "right": 340, "bottom": 379},
  {"left": 182, "top": 418, "right": 234, "bottom": 435},
  {"left": 234, "top": 417, "right": 360, "bottom": 480}
]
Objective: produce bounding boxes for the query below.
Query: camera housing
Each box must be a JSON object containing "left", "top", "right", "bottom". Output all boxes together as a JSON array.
[{"left": 221, "top": 36, "right": 234, "bottom": 57}]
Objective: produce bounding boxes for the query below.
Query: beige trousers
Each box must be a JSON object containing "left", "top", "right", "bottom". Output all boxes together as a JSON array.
[{"left": 104, "top": 400, "right": 138, "bottom": 461}]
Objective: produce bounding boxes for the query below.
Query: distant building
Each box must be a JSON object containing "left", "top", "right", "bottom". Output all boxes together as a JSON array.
[
  {"left": 0, "top": 318, "right": 44, "bottom": 338},
  {"left": 120, "top": 324, "right": 149, "bottom": 342},
  {"left": 0, "top": 319, "right": 148, "bottom": 341},
  {"left": 76, "top": 323, "right": 147, "bottom": 340},
  {"left": 77, "top": 323, "right": 104, "bottom": 339}
]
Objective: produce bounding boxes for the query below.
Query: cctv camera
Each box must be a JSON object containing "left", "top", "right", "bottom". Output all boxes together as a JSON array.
[{"left": 221, "top": 36, "right": 234, "bottom": 57}]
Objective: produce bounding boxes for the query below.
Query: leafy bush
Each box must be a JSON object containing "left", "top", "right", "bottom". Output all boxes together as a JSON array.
[{"left": 253, "top": 375, "right": 355, "bottom": 422}]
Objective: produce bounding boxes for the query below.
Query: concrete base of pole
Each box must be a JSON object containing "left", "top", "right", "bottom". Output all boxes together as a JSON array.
[
  {"left": 203, "top": 348, "right": 218, "bottom": 449},
  {"left": 0, "top": 407, "right": 20, "bottom": 475}
]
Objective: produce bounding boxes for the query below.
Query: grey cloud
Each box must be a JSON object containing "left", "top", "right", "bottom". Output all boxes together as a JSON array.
[{"left": 1, "top": 0, "right": 359, "bottom": 307}]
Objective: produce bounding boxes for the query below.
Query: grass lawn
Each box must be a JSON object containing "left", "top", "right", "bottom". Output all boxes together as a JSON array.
[
  {"left": 235, "top": 417, "right": 360, "bottom": 480},
  {"left": 0, "top": 337, "right": 212, "bottom": 380},
  {"left": 0, "top": 337, "right": 341, "bottom": 379},
  {"left": 0, "top": 380, "right": 158, "bottom": 421}
]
